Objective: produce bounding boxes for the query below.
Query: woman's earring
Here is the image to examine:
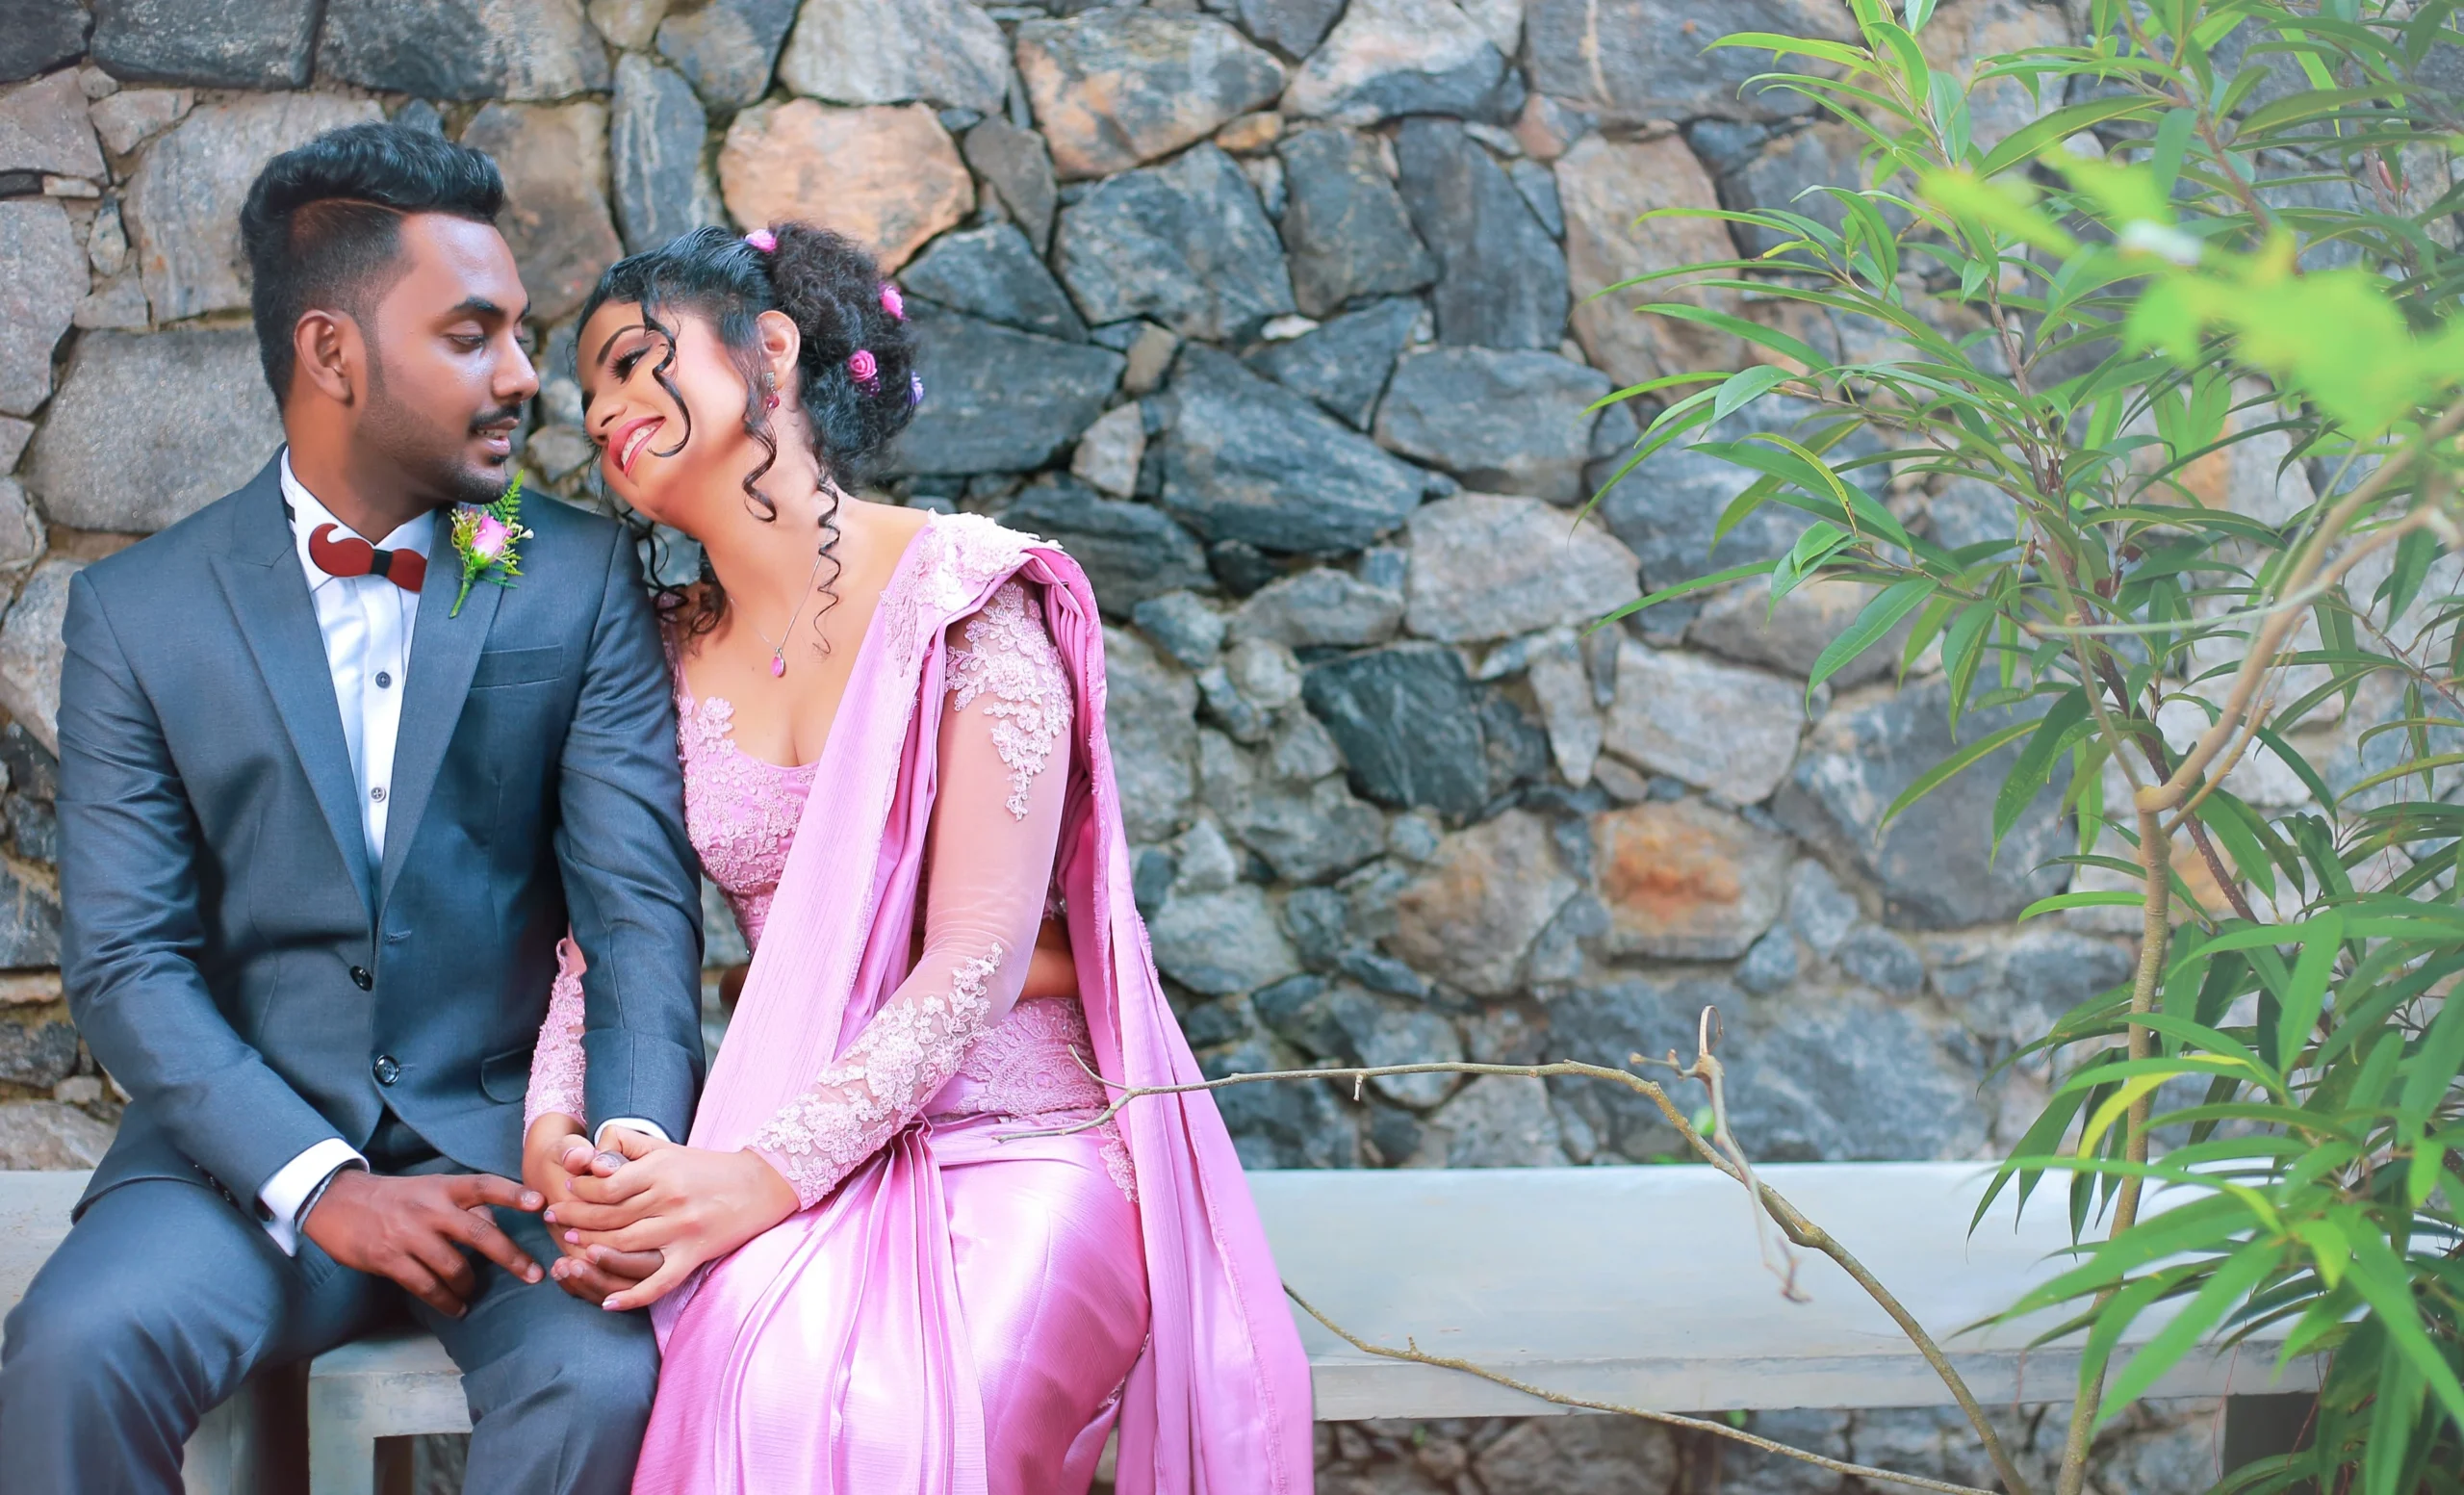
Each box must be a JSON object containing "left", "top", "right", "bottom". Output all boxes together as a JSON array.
[{"left": 763, "top": 373, "right": 781, "bottom": 411}]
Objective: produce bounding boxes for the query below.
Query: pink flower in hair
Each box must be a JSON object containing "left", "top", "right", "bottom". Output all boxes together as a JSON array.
[
  {"left": 847, "top": 348, "right": 879, "bottom": 388},
  {"left": 880, "top": 282, "right": 905, "bottom": 321},
  {"left": 743, "top": 229, "right": 778, "bottom": 253}
]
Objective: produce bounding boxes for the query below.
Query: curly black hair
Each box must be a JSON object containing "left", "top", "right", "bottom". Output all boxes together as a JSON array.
[{"left": 576, "top": 221, "right": 922, "bottom": 640}]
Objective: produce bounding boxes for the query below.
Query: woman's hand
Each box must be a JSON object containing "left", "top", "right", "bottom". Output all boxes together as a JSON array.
[
  {"left": 522, "top": 1115, "right": 595, "bottom": 1291},
  {"left": 542, "top": 1127, "right": 801, "bottom": 1311},
  {"left": 524, "top": 1118, "right": 665, "bottom": 1304}
]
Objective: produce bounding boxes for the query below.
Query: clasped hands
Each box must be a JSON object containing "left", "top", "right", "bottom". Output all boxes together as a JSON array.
[{"left": 526, "top": 1115, "right": 802, "bottom": 1312}]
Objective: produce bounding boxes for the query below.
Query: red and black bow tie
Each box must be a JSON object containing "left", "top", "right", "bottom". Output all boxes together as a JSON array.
[{"left": 308, "top": 524, "right": 425, "bottom": 593}]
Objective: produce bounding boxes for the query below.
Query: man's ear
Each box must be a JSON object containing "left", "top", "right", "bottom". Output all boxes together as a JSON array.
[{"left": 292, "top": 309, "right": 365, "bottom": 406}]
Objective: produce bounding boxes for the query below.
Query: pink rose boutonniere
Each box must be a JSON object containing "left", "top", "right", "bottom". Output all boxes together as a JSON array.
[{"left": 449, "top": 476, "right": 534, "bottom": 618}]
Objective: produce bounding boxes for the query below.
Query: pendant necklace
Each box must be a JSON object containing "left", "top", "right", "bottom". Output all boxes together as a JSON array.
[{"left": 748, "top": 526, "right": 832, "bottom": 679}]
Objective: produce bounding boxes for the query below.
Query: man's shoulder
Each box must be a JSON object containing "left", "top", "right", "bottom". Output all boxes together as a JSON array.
[
  {"left": 79, "top": 481, "right": 262, "bottom": 602},
  {"left": 518, "top": 492, "right": 626, "bottom": 569}
]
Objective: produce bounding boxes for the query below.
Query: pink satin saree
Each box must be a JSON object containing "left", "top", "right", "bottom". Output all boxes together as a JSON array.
[{"left": 632, "top": 515, "right": 1313, "bottom": 1494}]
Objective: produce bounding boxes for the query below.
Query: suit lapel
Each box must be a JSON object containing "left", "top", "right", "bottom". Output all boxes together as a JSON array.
[
  {"left": 377, "top": 520, "right": 500, "bottom": 907},
  {"left": 210, "top": 468, "right": 377, "bottom": 915}
]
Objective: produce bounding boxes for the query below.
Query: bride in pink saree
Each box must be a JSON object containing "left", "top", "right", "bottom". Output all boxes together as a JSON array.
[{"left": 518, "top": 221, "right": 1313, "bottom": 1494}]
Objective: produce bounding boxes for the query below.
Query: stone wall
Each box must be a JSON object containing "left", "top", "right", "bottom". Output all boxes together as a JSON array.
[{"left": 1, "top": 0, "right": 2221, "bottom": 1488}]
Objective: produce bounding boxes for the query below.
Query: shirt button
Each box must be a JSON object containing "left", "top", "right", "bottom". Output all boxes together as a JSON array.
[
  {"left": 374, "top": 671, "right": 393, "bottom": 688},
  {"left": 350, "top": 966, "right": 372, "bottom": 991},
  {"left": 372, "top": 1054, "right": 401, "bottom": 1087},
  {"left": 370, "top": 786, "right": 385, "bottom": 803}
]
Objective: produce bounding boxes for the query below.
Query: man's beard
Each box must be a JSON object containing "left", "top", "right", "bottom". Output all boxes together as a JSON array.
[{"left": 357, "top": 358, "right": 523, "bottom": 509}]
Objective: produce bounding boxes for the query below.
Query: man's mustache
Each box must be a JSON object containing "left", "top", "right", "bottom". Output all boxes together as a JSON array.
[{"left": 470, "top": 405, "right": 526, "bottom": 433}]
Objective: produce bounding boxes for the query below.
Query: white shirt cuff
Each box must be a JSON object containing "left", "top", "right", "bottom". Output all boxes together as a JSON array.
[
  {"left": 257, "top": 1138, "right": 366, "bottom": 1257},
  {"left": 596, "top": 1118, "right": 671, "bottom": 1147}
]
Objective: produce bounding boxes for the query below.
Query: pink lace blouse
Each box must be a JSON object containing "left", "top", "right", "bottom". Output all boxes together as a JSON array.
[{"left": 525, "top": 578, "right": 1123, "bottom": 1208}]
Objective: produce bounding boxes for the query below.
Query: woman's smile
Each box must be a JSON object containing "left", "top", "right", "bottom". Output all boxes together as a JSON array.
[{"left": 612, "top": 415, "right": 664, "bottom": 477}]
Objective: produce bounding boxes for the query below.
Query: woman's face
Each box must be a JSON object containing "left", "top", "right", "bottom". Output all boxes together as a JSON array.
[{"left": 577, "top": 298, "right": 791, "bottom": 534}]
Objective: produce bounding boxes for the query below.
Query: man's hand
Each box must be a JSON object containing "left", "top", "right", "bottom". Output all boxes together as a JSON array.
[
  {"left": 527, "top": 1123, "right": 662, "bottom": 1303},
  {"left": 300, "top": 1169, "right": 546, "bottom": 1318}
]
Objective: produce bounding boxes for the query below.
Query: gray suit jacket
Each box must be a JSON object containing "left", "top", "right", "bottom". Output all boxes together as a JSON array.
[{"left": 56, "top": 456, "right": 705, "bottom": 1215}]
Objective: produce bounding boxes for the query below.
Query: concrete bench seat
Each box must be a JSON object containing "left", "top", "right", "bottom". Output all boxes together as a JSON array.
[{"left": 3, "top": 1162, "right": 2316, "bottom": 1494}]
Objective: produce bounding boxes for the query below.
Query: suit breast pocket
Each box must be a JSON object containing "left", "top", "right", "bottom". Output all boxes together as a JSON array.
[
  {"left": 471, "top": 645, "right": 565, "bottom": 689},
  {"left": 479, "top": 1044, "right": 537, "bottom": 1103}
]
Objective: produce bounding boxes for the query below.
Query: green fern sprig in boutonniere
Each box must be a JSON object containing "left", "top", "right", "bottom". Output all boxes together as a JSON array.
[{"left": 448, "top": 477, "right": 534, "bottom": 618}]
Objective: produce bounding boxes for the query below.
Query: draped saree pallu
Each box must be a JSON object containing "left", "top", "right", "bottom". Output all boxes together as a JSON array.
[{"left": 524, "top": 514, "right": 1313, "bottom": 1495}]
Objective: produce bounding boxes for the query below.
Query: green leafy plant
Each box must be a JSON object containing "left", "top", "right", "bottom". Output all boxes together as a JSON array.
[{"left": 1597, "top": 2, "right": 2464, "bottom": 1489}]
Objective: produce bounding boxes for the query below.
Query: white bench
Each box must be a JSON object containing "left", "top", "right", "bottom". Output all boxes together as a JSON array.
[{"left": 3, "top": 1164, "right": 2316, "bottom": 1494}]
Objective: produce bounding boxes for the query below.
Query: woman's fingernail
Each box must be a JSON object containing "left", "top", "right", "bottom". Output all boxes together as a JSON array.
[
  {"left": 542, "top": 1208, "right": 556, "bottom": 1224},
  {"left": 565, "top": 1229, "right": 579, "bottom": 1244}
]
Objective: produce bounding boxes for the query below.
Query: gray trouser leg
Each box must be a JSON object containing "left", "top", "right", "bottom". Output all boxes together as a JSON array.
[
  {"left": 0, "top": 1177, "right": 385, "bottom": 1495},
  {"left": 414, "top": 1204, "right": 660, "bottom": 1495}
]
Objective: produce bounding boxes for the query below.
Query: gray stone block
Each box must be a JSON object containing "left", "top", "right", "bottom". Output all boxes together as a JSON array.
[
  {"left": 1000, "top": 477, "right": 1211, "bottom": 616},
  {"left": 1526, "top": 0, "right": 1854, "bottom": 124},
  {"left": 1396, "top": 117, "right": 1567, "bottom": 352},
  {"left": 0, "top": 2, "right": 90, "bottom": 86},
  {"left": 90, "top": 0, "right": 320, "bottom": 89},
  {"left": 1303, "top": 643, "right": 1490, "bottom": 820},
  {"left": 319, "top": 0, "right": 610, "bottom": 101},
  {"left": 654, "top": 0, "right": 793, "bottom": 108},
  {"left": 778, "top": 0, "right": 1012, "bottom": 116},
  {"left": 887, "top": 308, "right": 1123, "bottom": 476},
  {"left": 29, "top": 328, "right": 278, "bottom": 534},
  {"left": 1160, "top": 346, "right": 1426, "bottom": 556},
  {"left": 610, "top": 53, "right": 715, "bottom": 255},
  {"left": 1375, "top": 348, "right": 1610, "bottom": 503},
  {"left": 0, "top": 199, "right": 81, "bottom": 421},
  {"left": 1015, "top": 10, "right": 1284, "bottom": 180},
  {"left": 1052, "top": 142, "right": 1296, "bottom": 342},
  {"left": 1241, "top": 296, "right": 1420, "bottom": 430},
  {"left": 904, "top": 221, "right": 1088, "bottom": 343},
  {"left": 1780, "top": 678, "right": 2071, "bottom": 931},
  {"left": 1282, "top": 0, "right": 1522, "bottom": 126},
  {"left": 1273, "top": 126, "right": 1434, "bottom": 320}
]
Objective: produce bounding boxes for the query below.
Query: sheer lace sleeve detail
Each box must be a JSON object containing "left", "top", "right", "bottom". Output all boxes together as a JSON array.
[
  {"left": 525, "top": 936, "right": 589, "bottom": 1133},
  {"left": 945, "top": 580, "right": 1072, "bottom": 820},
  {"left": 747, "top": 583, "right": 1074, "bottom": 1209}
]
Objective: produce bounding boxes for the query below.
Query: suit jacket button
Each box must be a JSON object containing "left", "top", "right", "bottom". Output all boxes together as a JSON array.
[
  {"left": 350, "top": 966, "right": 372, "bottom": 991},
  {"left": 372, "top": 1054, "right": 401, "bottom": 1087}
]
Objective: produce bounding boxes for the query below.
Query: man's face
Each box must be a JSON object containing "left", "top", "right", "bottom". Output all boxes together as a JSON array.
[{"left": 354, "top": 214, "right": 539, "bottom": 508}]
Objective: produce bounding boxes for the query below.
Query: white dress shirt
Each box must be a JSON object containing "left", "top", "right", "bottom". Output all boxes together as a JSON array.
[
  {"left": 255, "top": 454, "right": 661, "bottom": 1255},
  {"left": 253, "top": 455, "right": 429, "bottom": 1252}
]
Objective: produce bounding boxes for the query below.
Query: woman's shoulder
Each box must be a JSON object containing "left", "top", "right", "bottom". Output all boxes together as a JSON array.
[{"left": 906, "top": 509, "right": 1057, "bottom": 610}]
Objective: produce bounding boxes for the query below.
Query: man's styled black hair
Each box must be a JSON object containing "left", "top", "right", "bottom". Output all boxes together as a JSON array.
[{"left": 239, "top": 120, "right": 506, "bottom": 404}]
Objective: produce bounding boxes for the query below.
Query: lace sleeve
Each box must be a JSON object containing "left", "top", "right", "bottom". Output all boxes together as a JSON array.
[
  {"left": 526, "top": 936, "right": 590, "bottom": 1133},
  {"left": 748, "top": 581, "right": 1074, "bottom": 1208}
]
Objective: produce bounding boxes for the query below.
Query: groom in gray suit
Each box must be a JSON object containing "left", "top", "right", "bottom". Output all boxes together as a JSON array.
[{"left": 0, "top": 123, "right": 704, "bottom": 1492}]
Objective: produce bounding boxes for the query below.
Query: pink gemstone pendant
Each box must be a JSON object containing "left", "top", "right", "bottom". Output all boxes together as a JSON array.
[{"left": 769, "top": 652, "right": 786, "bottom": 679}]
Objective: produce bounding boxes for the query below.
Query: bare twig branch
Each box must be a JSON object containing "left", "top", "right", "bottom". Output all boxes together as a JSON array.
[
  {"left": 2146, "top": 399, "right": 2464, "bottom": 812},
  {"left": 1284, "top": 1285, "right": 2004, "bottom": 1495},
  {"left": 1635, "top": 1007, "right": 1808, "bottom": 1301},
  {"left": 2055, "top": 803, "right": 2174, "bottom": 1495},
  {"left": 1035, "top": 1051, "right": 2041, "bottom": 1495}
]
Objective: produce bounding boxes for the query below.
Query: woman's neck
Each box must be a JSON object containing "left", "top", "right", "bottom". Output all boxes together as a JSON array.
[{"left": 698, "top": 480, "right": 858, "bottom": 631}]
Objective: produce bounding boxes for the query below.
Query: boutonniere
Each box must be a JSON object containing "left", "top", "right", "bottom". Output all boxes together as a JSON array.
[{"left": 448, "top": 477, "right": 533, "bottom": 618}]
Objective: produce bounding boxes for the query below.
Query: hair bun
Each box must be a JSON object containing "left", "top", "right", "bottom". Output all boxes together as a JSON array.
[{"left": 754, "top": 222, "right": 920, "bottom": 481}]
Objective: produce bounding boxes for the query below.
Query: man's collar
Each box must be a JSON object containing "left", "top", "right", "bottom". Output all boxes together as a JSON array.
[{"left": 279, "top": 449, "right": 437, "bottom": 577}]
